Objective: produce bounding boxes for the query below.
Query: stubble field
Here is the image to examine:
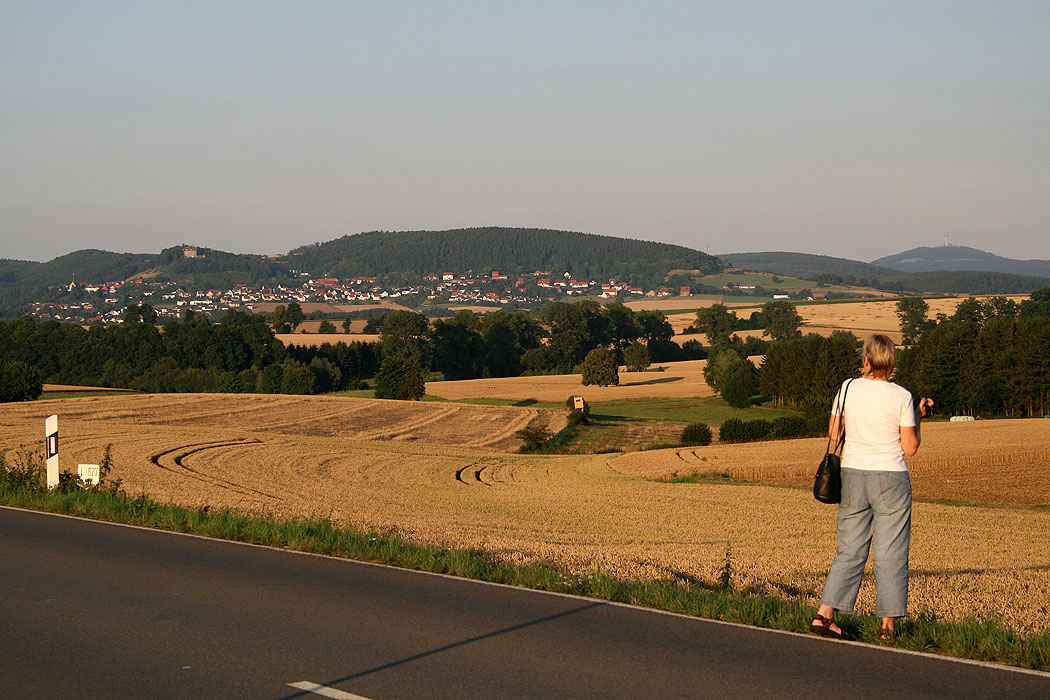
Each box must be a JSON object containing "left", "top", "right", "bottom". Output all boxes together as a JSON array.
[
  {"left": 426, "top": 359, "right": 718, "bottom": 402},
  {"left": 4, "top": 394, "right": 1048, "bottom": 634},
  {"left": 662, "top": 296, "right": 1029, "bottom": 345}
]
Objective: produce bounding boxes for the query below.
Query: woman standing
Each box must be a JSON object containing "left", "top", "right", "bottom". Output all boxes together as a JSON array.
[{"left": 810, "top": 334, "right": 932, "bottom": 641}]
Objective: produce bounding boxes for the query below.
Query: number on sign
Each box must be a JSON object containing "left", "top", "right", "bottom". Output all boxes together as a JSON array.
[{"left": 77, "top": 464, "right": 101, "bottom": 486}]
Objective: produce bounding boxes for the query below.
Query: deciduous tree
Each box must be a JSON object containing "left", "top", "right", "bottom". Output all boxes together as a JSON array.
[
  {"left": 761, "top": 300, "right": 802, "bottom": 341},
  {"left": 580, "top": 347, "right": 619, "bottom": 386},
  {"left": 693, "top": 304, "right": 737, "bottom": 346},
  {"left": 624, "top": 340, "right": 651, "bottom": 372},
  {"left": 373, "top": 354, "right": 426, "bottom": 400},
  {"left": 0, "top": 359, "right": 42, "bottom": 402}
]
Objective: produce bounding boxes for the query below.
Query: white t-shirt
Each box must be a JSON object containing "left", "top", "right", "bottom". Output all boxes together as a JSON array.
[{"left": 831, "top": 377, "right": 916, "bottom": 472}]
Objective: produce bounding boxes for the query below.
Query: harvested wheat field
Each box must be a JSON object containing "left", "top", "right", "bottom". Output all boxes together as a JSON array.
[
  {"left": 612, "top": 419, "right": 1050, "bottom": 505},
  {"left": 447, "top": 305, "right": 502, "bottom": 314},
  {"left": 3, "top": 395, "right": 1049, "bottom": 633},
  {"left": 289, "top": 320, "right": 366, "bottom": 334},
  {"left": 277, "top": 333, "right": 381, "bottom": 347},
  {"left": 795, "top": 296, "right": 1027, "bottom": 340},
  {"left": 665, "top": 296, "right": 1031, "bottom": 345},
  {"left": 426, "top": 360, "right": 716, "bottom": 402},
  {"left": 625, "top": 296, "right": 720, "bottom": 311}
]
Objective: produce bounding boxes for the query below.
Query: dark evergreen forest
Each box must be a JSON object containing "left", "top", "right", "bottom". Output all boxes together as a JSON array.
[
  {"left": 288, "top": 228, "right": 723, "bottom": 287},
  {"left": 758, "top": 289, "right": 1050, "bottom": 418},
  {"left": 0, "top": 309, "right": 378, "bottom": 396},
  {"left": 0, "top": 302, "right": 706, "bottom": 398},
  {"left": 895, "top": 290, "right": 1050, "bottom": 417}
]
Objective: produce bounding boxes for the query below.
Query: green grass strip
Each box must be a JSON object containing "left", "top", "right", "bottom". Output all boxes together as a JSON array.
[{"left": 1, "top": 482, "right": 1046, "bottom": 672}]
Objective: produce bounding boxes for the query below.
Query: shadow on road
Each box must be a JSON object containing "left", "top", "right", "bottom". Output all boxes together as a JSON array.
[{"left": 278, "top": 601, "right": 605, "bottom": 699}]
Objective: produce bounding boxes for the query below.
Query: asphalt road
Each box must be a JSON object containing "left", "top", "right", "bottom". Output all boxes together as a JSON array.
[{"left": 1, "top": 506, "right": 1047, "bottom": 699}]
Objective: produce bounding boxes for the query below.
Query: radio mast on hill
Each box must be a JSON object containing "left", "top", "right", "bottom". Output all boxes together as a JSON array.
[{"left": 943, "top": 229, "right": 952, "bottom": 247}]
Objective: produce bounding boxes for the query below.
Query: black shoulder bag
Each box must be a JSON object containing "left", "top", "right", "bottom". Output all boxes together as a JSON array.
[{"left": 813, "top": 379, "right": 853, "bottom": 504}]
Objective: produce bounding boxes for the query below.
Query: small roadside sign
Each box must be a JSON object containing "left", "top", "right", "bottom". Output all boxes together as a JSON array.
[{"left": 77, "top": 464, "right": 100, "bottom": 486}]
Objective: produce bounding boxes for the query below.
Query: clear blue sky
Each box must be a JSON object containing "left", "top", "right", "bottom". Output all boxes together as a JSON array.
[{"left": 2, "top": 1, "right": 1048, "bottom": 263}]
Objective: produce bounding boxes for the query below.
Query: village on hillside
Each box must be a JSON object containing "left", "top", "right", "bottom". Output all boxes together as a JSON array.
[
  {"left": 24, "top": 269, "right": 717, "bottom": 325},
  {"left": 23, "top": 252, "right": 851, "bottom": 325}
]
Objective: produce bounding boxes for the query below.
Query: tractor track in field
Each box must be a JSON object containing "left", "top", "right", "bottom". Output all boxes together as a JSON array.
[{"left": 149, "top": 439, "right": 279, "bottom": 500}]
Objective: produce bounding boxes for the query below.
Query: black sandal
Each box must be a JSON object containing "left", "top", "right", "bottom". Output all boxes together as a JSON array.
[{"left": 810, "top": 614, "right": 851, "bottom": 640}]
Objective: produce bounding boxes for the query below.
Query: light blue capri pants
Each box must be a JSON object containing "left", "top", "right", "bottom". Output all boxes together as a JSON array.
[{"left": 820, "top": 468, "right": 912, "bottom": 618}]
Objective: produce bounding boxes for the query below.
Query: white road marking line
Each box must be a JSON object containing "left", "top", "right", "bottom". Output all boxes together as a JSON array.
[{"left": 287, "top": 680, "right": 374, "bottom": 699}]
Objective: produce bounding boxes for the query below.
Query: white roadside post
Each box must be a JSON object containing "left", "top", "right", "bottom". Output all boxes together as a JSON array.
[{"left": 45, "top": 414, "right": 59, "bottom": 489}]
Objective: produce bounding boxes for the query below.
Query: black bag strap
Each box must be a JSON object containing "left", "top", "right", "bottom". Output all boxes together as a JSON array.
[{"left": 824, "top": 378, "right": 854, "bottom": 456}]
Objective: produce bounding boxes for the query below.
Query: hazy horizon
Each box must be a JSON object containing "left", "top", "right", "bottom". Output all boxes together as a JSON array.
[{"left": 3, "top": 2, "right": 1048, "bottom": 264}]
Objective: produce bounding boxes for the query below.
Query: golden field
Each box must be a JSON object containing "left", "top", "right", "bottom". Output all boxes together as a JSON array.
[
  {"left": 3, "top": 394, "right": 1048, "bottom": 633},
  {"left": 664, "top": 295, "right": 1030, "bottom": 345},
  {"left": 426, "top": 360, "right": 717, "bottom": 402},
  {"left": 625, "top": 296, "right": 722, "bottom": 311},
  {"left": 277, "top": 333, "right": 382, "bottom": 347},
  {"left": 447, "top": 305, "right": 503, "bottom": 314},
  {"left": 613, "top": 418, "right": 1050, "bottom": 506}
]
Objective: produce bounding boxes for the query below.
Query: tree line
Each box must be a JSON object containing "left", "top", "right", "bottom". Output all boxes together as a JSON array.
[
  {"left": 894, "top": 290, "right": 1050, "bottom": 417},
  {"left": 755, "top": 289, "right": 1050, "bottom": 420},
  {"left": 0, "top": 301, "right": 704, "bottom": 401},
  {"left": 363, "top": 303, "right": 706, "bottom": 400},
  {"left": 12, "top": 289, "right": 1045, "bottom": 416},
  {"left": 0, "top": 307, "right": 378, "bottom": 397}
]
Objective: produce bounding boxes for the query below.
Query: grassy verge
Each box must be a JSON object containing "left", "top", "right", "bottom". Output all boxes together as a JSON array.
[{"left": 1, "top": 471, "right": 1046, "bottom": 671}]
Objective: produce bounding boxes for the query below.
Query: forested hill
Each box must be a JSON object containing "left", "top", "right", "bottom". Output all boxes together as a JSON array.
[
  {"left": 287, "top": 228, "right": 722, "bottom": 283},
  {"left": 3, "top": 247, "right": 296, "bottom": 288},
  {"left": 720, "top": 250, "right": 1049, "bottom": 295},
  {"left": 0, "top": 259, "right": 38, "bottom": 284},
  {"left": 719, "top": 251, "right": 895, "bottom": 279},
  {"left": 872, "top": 245, "right": 1050, "bottom": 278},
  {"left": 2, "top": 250, "right": 159, "bottom": 286},
  {"left": 7, "top": 229, "right": 720, "bottom": 289}
]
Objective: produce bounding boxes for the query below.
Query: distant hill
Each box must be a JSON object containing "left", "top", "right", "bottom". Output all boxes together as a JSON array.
[
  {"left": 8, "top": 249, "right": 159, "bottom": 287},
  {"left": 2, "top": 246, "right": 296, "bottom": 289},
  {"left": 3, "top": 229, "right": 722, "bottom": 290},
  {"left": 9, "top": 235, "right": 1045, "bottom": 308},
  {"left": 720, "top": 250, "right": 1048, "bottom": 295},
  {"left": 719, "top": 251, "right": 895, "bottom": 279},
  {"left": 872, "top": 245, "right": 1050, "bottom": 278},
  {"left": 287, "top": 227, "right": 723, "bottom": 286}
]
